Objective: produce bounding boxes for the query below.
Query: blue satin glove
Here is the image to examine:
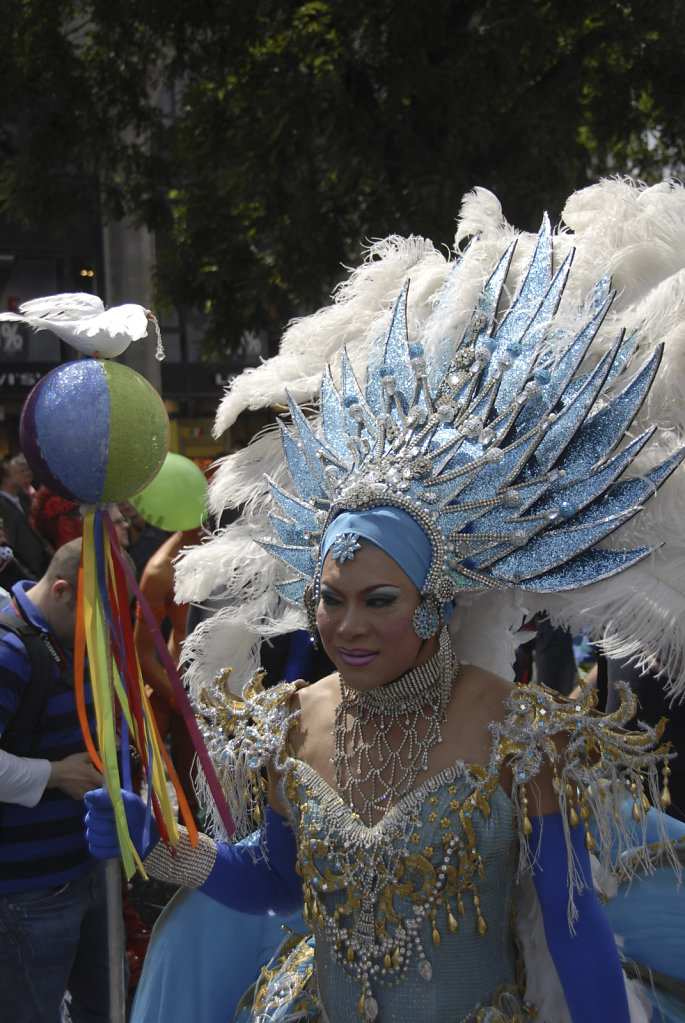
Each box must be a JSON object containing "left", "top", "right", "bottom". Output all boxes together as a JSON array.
[
  {"left": 84, "top": 787, "right": 160, "bottom": 860},
  {"left": 530, "top": 812, "right": 629, "bottom": 1023},
  {"left": 199, "top": 804, "right": 302, "bottom": 916},
  {"left": 85, "top": 787, "right": 303, "bottom": 917}
]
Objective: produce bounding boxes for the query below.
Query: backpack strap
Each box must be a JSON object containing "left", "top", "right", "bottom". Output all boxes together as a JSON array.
[{"left": 0, "top": 612, "right": 57, "bottom": 753}]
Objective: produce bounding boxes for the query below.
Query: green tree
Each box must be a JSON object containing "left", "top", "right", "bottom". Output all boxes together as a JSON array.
[{"left": 2, "top": 1, "right": 684, "bottom": 355}]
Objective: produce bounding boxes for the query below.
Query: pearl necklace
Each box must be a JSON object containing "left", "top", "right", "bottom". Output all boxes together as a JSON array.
[{"left": 333, "top": 629, "right": 459, "bottom": 826}]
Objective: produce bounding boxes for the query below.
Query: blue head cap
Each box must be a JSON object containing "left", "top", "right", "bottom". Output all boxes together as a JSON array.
[{"left": 321, "top": 507, "right": 432, "bottom": 592}]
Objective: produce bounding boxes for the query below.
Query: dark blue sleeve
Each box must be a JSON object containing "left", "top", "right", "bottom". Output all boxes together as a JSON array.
[
  {"left": 530, "top": 812, "right": 629, "bottom": 1022},
  {"left": 199, "top": 805, "right": 302, "bottom": 917}
]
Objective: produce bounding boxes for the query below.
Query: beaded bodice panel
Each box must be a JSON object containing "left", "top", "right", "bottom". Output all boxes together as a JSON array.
[{"left": 283, "top": 764, "right": 525, "bottom": 1023}]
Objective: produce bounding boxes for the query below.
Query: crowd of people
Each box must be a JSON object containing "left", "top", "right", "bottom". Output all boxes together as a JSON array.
[{"left": 2, "top": 178, "right": 685, "bottom": 1023}]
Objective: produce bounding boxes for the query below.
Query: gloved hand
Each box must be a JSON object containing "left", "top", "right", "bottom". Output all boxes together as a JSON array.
[{"left": 84, "top": 787, "right": 160, "bottom": 860}]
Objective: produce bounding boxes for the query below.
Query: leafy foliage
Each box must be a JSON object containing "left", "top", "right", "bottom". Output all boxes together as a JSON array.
[{"left": 2, "top": 0, "right": 684, "bottom": 355}]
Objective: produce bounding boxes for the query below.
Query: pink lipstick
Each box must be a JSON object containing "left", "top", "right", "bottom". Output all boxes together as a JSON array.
[{"left": 338, "top": 648, "right": 377, "bottom": 667}]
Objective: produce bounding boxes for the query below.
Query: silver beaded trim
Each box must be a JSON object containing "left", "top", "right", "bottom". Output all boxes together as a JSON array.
[{"left": 143, "top": 827, "right": 218, "bottom": 888}]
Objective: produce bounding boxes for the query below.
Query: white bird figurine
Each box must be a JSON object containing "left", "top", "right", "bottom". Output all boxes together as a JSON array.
[{"left": 0, "top": 292, "right": 164, "bottom": 359}]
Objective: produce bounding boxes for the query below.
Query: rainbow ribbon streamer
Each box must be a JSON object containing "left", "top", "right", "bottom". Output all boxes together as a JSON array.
[{"left": 74, "top": 507, "right": 233, "bottom": 879}]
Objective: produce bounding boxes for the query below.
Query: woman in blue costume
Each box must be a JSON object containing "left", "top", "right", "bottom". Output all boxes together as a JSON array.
[{"left": 86, "top": 179, "right": 685, "bottom": 1022}]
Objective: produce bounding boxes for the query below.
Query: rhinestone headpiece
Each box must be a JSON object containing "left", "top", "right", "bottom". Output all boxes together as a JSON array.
[{"left": 262, "top": 216, "right": 684, "bottom": 609}]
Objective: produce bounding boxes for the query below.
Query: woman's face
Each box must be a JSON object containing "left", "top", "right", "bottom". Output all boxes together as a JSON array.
[{"left": 317, "top": 540, "right": 439, "bottom": 689}]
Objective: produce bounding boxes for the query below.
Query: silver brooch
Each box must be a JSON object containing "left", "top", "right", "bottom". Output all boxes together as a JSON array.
[{"left": 331, "top": 532, "right": 361, "bottom": 562}]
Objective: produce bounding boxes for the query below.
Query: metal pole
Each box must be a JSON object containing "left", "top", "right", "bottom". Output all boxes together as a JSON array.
[{"left": 105, "top": 857, "right": 126, "bottom": 1023}]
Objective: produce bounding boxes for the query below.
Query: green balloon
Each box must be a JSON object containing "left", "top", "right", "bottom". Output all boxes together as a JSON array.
[{"left": 129, "top": 452, "right": 208, "bottom": 531}]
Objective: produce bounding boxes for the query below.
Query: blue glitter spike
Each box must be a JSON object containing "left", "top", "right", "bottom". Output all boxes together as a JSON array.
[
  {"left": 280, "top": 428, "right": 328, "bottom": 502},
  {"left": 514, "top": 294, "right": 615, "bottom": 438},
  {"left": 526, "top": 430, "right": 653, "bottom": 520},
  {"left": 590, "top": 274, "right": 613, "bottom": 312},
  {"left": 320, "top": 367, "right": 347, "bottom": 457},
  {"left": 261, "top": 540, "right": 316, "bottom": 578},
  {"left": 363, "top": 331, "right": 389, "bottom": 411},
  {"left": 443, "top": 433, "right": 535, "bottom": 506},
  {"left": 286, "top": 392, "right": 338, "bottom": 490},
  {"left": 477, "top": 241, "right": 517, "bottom": 331},
  {"left": 433, "top": 242, "right": 517, "bottom": 396},
  {"left": 605, "top": 328, "right": 640, "bottom": 383},
  {"left": 533, "top": 341, "right": 620, "bottom": 472},
  {"left": 553, "top": 347, "right": 663, "bottom": 478},
  {"left": 341, "top": 350, "right": 378, "bottom": 441},
  {"left": 492, "top": 217, "right": 553, "bottom": 348},
  {"left": 424, "top": 259, "right": 466, "bottom": 394},
  {"left": 489, "top": 512, "right": 636, "bottom": 580},
  {"left": 510, "top": 545, "right": 655, "bottom": 591},
  {"left": 558, "top": 326, "right": 638, "bottom": 411},
  {"left": 277, "top": 579, "right": 309, "bottom": 602},
  {"left": 487, "top": 250, "right": 574, "bottom": 412},
  {"left": 269, "top": 515, "right": 309, "bottom": 547},
  {"left": 562, "top": 447, "right": 685, "bottom": 530},
  {"left": 458, "top": 480, "right": 550, "bottom": 536},
  {"left": 378, "top": 282, "right": 416, "bottom": 413},
  {"left": 267, "top": 480, "right": 320, "bottom": 531}
]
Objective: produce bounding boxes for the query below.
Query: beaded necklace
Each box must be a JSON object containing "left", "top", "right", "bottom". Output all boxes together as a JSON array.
[{"left": 333, "top": 629, "right": 458, "bottom": 827}]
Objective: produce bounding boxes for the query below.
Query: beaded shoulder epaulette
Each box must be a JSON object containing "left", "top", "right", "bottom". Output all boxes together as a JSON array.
[
  {"left": 197, "top": 672, "right": 300, "bottom": 842},
  {"left": 494, "top": 681, "right": 675, "bottom": 901}
]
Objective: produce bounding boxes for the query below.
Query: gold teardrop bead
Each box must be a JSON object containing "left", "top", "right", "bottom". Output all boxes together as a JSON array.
[
  {"left": 477, "top": 916, "right": 488, "bottom": 936},
  {"left": 384, "top": 953, "right": 392, "bottom": 970},
  {"left": 661, "top": 787, "right": 672, "bottom": 809},
  {"left": 579, "top": 804, "right": 590, "bottom": 822},
  {"left": 632, "top": 802, "right": 643, "bottom": 822},
  {"left": 347, "top": 947, "right": 355, "bottom": 963},
  {"left": 447, "top": 912, "right": 459, "bottom": 933},
  {"left": 432, "top": 928, "right": 441, "bottom": 947},
  {"left": 584, "top": 830, "right": 596, "bottom": 851},
  {"left": 522, "top": 815, "right": 533, "bottom": 836},
  {"left": 568, "top": 807, "right": 579, "bottom": 828}
]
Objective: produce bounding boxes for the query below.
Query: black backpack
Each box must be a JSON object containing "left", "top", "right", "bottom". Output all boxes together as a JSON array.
[{"left": 0, "top": 612, "right": 58, "bottom": 753}]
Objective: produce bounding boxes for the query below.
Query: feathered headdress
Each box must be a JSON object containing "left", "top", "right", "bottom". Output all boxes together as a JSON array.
[{"left": 177, "top": 178, "right": 685, "bottom": 701}]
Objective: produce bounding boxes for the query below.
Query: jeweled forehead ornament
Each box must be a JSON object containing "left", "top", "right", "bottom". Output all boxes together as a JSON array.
[
  {"left": 261, "top": 214, "right": 685, "bottom": 614},
  {"left": 330, "top": 532, "right": 361, "bottom": 563}
]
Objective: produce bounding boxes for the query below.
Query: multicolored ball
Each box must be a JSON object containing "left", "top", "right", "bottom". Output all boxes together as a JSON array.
[{"left": 20, "top": 359, "right": 169, "bottom": 504}]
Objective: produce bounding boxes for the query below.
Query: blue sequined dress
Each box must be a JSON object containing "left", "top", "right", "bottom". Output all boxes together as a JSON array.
[{"left": 215, "top": 678, "right": 684, "bottom": 1023}]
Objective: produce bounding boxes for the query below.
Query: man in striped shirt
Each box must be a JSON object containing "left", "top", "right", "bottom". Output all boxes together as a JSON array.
[{"left": 0, "top": 539, "right": 109, "bottom": 1022}]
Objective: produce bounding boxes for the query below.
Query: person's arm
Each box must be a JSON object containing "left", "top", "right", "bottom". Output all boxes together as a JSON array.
[
  {"left": 530, "top": 812, "right": 630, "bottom": 1022},
  {"left": 0, "top": 747, "right": 50, "bottom": 805},
  {"left": 85, "top": 787, "right": 302, "bottom": 917},
  {"left": 0, "top": 749, "right": 102, "bottom": 805},
  {"left": 133, "top": 559, "right": 177, "bottom": 704}
]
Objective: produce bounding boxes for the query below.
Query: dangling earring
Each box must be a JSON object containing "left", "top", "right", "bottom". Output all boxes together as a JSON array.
[
  {"left": 413, "top": 598, "right": 440, "bottom": 639},
  {"left": 303, "top": 583, "right": 320, "bottom": 648}
]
